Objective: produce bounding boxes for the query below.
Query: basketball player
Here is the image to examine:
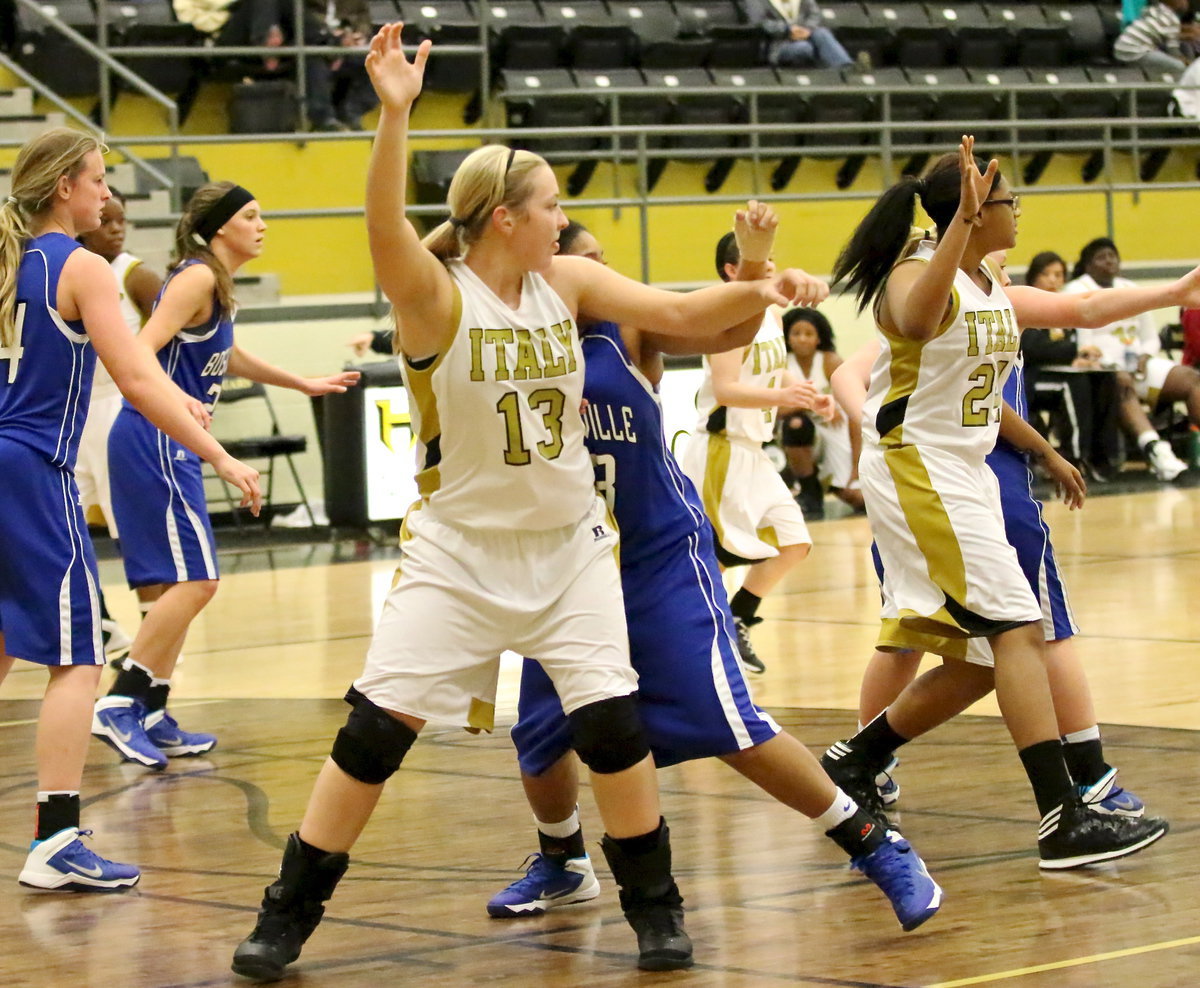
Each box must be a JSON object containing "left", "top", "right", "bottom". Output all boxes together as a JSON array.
[
  {"left": 76, "top": 189, "right": 163, "bottom": 661},
  {"left": 231, "top": 23, "right": 832, "bottom": 981},
  {"left": 678, "top": 233, "right": 817, "bottom": 674},
  {"left": 485, "top": 215, "right": 944, "bottom": 934},
  {"left": 820, "top": 136, "right": 1193, "bottom": 868},
  {"left": 0, "top": 128, "right": 260, "bottom": 892},
  {"left": 91, "top": 182, "right": 360, "bottom": 770}
]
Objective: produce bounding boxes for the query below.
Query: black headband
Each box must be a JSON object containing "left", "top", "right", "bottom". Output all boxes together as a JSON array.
[{"left": 193, "top": 185, "right": 255, "bottom": 244}]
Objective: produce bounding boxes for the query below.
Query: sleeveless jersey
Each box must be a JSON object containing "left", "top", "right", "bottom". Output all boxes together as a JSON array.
[
  {"left": 91, "top": 251, "right": 145, "bottom": 402},
  {"left": 862, "top": 242, "right": 1020, "bottom": 463},
  {"left": 0, "top": 232, "right": 92, "bottom": 469},
  {"left": 401, "top": 260, "right": 594, "bottom": 531},
  {"left": 694, "top": 308, "right": 788, "bottom": 444},
  {"left": 582, "top": 321, "right": 708, "bottom": 566},
  {"left": 786, "top": 349, "right": 832, "bottom": 393},
  {"left": 122, "top": 259, "right": 233, "bottom": 415}
]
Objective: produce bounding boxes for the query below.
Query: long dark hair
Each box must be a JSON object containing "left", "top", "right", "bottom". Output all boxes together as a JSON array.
[
  {"left": 1071, "top": 237, "right": 1117, "bottom": 281},
  {"left": 782, "top": 306, "right": 836, "bottom": 352},
  {"left": 1025, "top": 250, "right": 1066, "bottom": 287},
  {"left": 832, "top": 152, "right": 1000, "bottom": 313},
  {"left": 559, "top": 219, "right": 589, "bottom": 255}
]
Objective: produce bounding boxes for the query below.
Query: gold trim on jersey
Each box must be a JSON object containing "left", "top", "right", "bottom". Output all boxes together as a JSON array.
[
  {"left": 875, "top": 255, "right": 961, "bottom": 345},
  {"left": 756, "top": 525, "right": 779, "bottom": 549},
  {"left": 876, "top": 337, "right": 923, "bottom": 447},
  {"left": 401, "top": 287, "right": 461, "bottom": 497},
  {"left": 884, "top": 445, "right": 971, "bottom": 639},
  {"left": 877, "top": 617, "right": 968, "bottom": 660},
  {"left": 698, "top": 433, "right": 732, "bottom": 547}
]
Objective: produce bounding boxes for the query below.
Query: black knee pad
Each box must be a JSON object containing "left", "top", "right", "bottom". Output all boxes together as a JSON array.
[
  {"left": 330, "top": 688, "right": 417, "bottom": 785},
  {"left": 568, "top": 693, "right": 650, "bottom": 775},
  {"left": 780, "top": 412, "right": 815, "bottom": 447}
]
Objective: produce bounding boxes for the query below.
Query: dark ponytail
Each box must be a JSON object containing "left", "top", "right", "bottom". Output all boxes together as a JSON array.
[{"left": 832, "top": 152, "right": 1000, "bottom": 313}]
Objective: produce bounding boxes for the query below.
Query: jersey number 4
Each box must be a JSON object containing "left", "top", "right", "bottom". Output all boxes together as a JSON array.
[
  {"left": 0, "top": 302, "right": 27, "bottom": 383},
  {"left": 496, "top": 387, "right": 567, "bottom": 466}
]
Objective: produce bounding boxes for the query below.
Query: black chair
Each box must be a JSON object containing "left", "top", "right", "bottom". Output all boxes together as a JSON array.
[
  {"left": 673, "top": 0, "right": 744, "bottom": 30},
  {"left": 488, "top": 1, "right": 566, "bottom": 72},
  {"left": 711, "top": 65, "right": 802, "bottom": 166},
  {"left": 1132, "top": 64, "right": 1184, "bottom": 181},
  {"left": 403, "top": 2, "right": 483, "bottom": 93},
  {"left": 886, "top": 4, "right": 954, "bottom": 68},
  {"left": 1042, "top": 3, "right": 1109, "bottom": 66},
  {"left": 640, "top": 66, "right": 746, "bottom": 190},
  {"left": 927, "top": 2, "right": 1011, "bottom": 69},
  {"left": 967, "top": 66, "right": 1056, "bottom": 183},
  {"left": 500, "top": 67, "right": 606, "bottom": 188},
  {"left": 212, "top": 379, "right": 315, "bottom": 529},
  {"left": 577, "top": 66, "right": 673, "bottom": 190},
  {"left": 608, "top": 0, "right": 712, "bottom": 68},
  {"left": 706, "top": 23, "right": 769, "bottom": 67},
  {"left": 992, "top": 4, "right": 1068, "bottom": 68},
  {"left": 368, "top": 0, "right": 403, "bottom": 30},
  {"left": 14, "top": 0, "right": 99, "bottom": 97},
  {"left": 409, "top": 148, "right": 473, "bottom": 231},
  {"left": 782, "top": 64, "right": 879, "bottom": 187},
  {"left": 563, "top": 22, "right": 640, "bottom": 69},
  {"left": 818, "top": 2, "right": 893, "bottom": 67},
  {"left": 887, "top": 66, "right": 954, "bottom": 174},
  {"left": 102, "top": 0, "right": 201, "bottom": 100}
]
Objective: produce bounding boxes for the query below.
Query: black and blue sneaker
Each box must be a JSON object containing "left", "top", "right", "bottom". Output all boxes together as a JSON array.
[
  {"left": 1080, "top": 767, "right": 1145, "bottom": 818},
  {"left": 18, "top": 828, "right": 140, "bottom": 892},
  {"left": 487, "top": 853, "right": 600, "bottom": 918},
  {"left": 1038, "top": 796, "right": 1167, "bottom": 870},
  {"left": 852, "top": 830, "right": 943, "bottom": 932}
]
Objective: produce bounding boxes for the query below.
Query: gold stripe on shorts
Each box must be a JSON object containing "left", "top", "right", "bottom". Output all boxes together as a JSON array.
[
  {"left": 885, "top": 444, "right": 970, "bottom": 638},
  {"left": 877, "top": 617, "right": 968, "bottom": 659},
  {"left": 699, "top": 433, "right": 732, "bottom": 548}
]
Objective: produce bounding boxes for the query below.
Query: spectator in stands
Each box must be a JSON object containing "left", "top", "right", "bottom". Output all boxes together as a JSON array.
[
  {"left": 1019, "top": 250, "right": 1122, "bottom": 482},
  {"left": 777, "top": 306, "right": 862, "bottom": 518},
  {"left": 189, "top": 0, "right": 378, "bottom": 130},
  {"left": 745, "top": 0, "right": 856, "bottom": 69},
  {"left": 1113, "top": 0, "right": 1194, "bottom": 74},
  {"left": 1064, "top": 237, "right": 1200, "bottom": 481}
]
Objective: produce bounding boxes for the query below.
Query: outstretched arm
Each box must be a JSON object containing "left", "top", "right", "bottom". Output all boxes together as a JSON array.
[
  {"left": 227, "top": 345, "right": 362, "bottom": 396},
  {"left": 1007, "top": 264, "right": 1200, "bottom": 331},
  {"left": 363, "top": 23, "right": 452, "bottom": 357}
]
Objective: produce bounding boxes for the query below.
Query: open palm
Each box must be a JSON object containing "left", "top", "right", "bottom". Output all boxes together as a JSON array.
[
  {"left": 365, "top": 23, "right": 431, "bottom": 109},
  {"left": 957, "top": 135, "right": 997, "bottom": 221}
]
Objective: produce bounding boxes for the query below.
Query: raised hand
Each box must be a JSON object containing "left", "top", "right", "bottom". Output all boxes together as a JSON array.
[
  {"left": 734, "top": 199, "right": 778, "bottom": 264},
  {"left": 957, "top": 135, "right": 998, "bottom": 227},
  {"left": 301, "top": 370, "right": 363, "bottom": 396},
  {"left": 365, "top": 23, "right": 431, "bottom": 110}
]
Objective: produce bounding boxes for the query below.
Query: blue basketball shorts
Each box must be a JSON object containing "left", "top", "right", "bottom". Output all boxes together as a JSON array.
[{"left": 0, "top": 438, "right": 103, "bottom": 666}]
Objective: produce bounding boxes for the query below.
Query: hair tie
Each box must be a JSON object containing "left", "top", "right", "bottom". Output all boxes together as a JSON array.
[
  {"left": 448, "top": 216, "right": 467, "bottom": 229},
  {"left": 913, "top": 178, "right": 927, "bottom": 197},
  {"left": 5, "top": 196, "right": 17, "bottom": 207},
  {"left": 193, "top": 184, "right": 255, "bottom": 245}
]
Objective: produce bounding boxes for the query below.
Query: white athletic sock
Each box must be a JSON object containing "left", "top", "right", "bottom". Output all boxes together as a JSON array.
[
  {"left": 536, "top": 806, "right": 581, "bottom": 840},
  {"left": 1137, "top": 430, "right": 1160, "bottom": 451},
  {"left": 1062, "top": 725, "right": 1101, "bottom": 744},
  {"left": 36, "top": 790, "right": 78, "bottom": 801},
  {"left": 816, "top": 788, "right": 857, "bottom": 829}
]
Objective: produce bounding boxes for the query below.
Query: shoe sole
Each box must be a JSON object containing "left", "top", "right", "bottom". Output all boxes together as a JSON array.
[
  {"left": 231, "top": 956, "right": 287, "bottom": 982},
  {"left": 92, "top": 729, "right": 168, "bottom": 770},
  {"left": 487, "top": 880, "right": 601, "bottom": 918},
  {"left": 1038, "top": 821, "right": 1169, "bottom": 870},
  {"left": 900, "top": 884, "right": 943, "bottom": 932},
  {"left": 155, "top": 741, "right": 218, "bottom": 757},
  {"left": 638, "top": 952, "right": 694, "bottom": 971},
  {"left": 18, "top": 872, "right": 139, "bottom": 892}
]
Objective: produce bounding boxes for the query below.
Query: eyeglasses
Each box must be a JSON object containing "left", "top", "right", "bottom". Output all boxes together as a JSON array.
[{"left": 982, "top": 194, "right": 1020, "bottom": 214}]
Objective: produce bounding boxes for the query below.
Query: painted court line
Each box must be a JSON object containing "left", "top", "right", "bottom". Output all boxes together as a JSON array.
[{"left": 925, "top": 934, "right": 1200, "bottom": 987}]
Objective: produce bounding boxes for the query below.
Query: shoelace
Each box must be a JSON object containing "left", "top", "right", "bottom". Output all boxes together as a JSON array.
[{"left": 868, "top": 842, "right": 916, "bottom": 896}]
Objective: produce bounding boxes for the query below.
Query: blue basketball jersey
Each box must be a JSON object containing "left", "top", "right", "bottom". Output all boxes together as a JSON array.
[
  {"left": 989, "top": 350, "right": 1028, "bottom": 467},
  {"left": 127, "top": 259, "right": 233, "bottom": 414},
  {"left": 0, "top": 233, "right": 92, "bottom": 469},
  {"left": 581, "top": 322, "right": 709, "bottom": 566}
]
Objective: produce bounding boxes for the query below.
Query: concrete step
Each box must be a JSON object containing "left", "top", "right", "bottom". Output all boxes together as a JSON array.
[
  {"left": 0, "top": 88, "right": 35, "bottom": 119},
  {"left": 0, "top": 112, "right": 66, "bottom": 143}
]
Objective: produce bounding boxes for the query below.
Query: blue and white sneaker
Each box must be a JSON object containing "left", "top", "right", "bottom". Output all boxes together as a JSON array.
[
  {"left": 18, "top": 828, "right": 140, "bottom": 892},
  {"left": 487, "top": 853, "right": 601, "bottom": 918},
  {"left": 1081, "top": 767, "right": 1145, "bottom": 818},
  {"left": 876, "top": 756, "right": 900, "bottom": 806},
  {"left": 853, "top": 830, "right": 942, "bottom": 932},
  {"left": 92, "top": 696, "right": 167, "bottom": 770},
  {"left": 145, "top": 709, "right": 217, "bottom": 757}
]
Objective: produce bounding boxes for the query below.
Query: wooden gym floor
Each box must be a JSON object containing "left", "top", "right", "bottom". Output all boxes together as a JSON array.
[{"left": 0, "top": 483, "right": 1198, "bottom": 987}]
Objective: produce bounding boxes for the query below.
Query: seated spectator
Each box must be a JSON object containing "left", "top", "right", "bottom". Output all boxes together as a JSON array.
[
  {"left": 777, "top": 307, "right": 863, "bottom": 518},
  {"left": 179, "top": 0, "right": 378, "bottom": 130},
  {"left": 1113, "top": 0, "right": 1193, "bottom": 74},
  {"left": 1064, "top": 237, "right": 1199, "bottom": 480},
  {"left": 745, "top": 0, "right": 856, "bottom": 69},
  {"left": 1019, "top": 251, "right": 1122, "bottom": 482}
]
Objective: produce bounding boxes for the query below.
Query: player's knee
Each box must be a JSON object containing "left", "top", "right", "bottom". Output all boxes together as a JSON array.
[
  {"left": 330, "top": 687, "right": 417, "bottom": 784},
  {"left": 183, "top": 579, "right": 219, "bottom": 604},
  {"left": 568, "top": 693, "right": 649, "bottom": 775},
  {"left": 782, "top": 413, "right": 815, "bottom": 446}
]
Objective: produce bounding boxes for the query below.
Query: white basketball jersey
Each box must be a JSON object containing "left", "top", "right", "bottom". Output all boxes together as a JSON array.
[
  {"left": 91, "top": 252, "right": 145, "bottom": 401},
  {"left": 400, "top": 260, "right": 595, "bottom": 530},
  {"left": 862, "top": 243, "right": 1020, "bottom": 463},
  {"left": 787, "top": 350, "right": 832, "bottom": 393},
  {"left": 694, "top": 308, "right": 788, "bottom": 444}
]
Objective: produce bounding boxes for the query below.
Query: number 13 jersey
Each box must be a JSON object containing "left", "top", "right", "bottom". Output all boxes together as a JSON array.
[
  {"left": 401, "top": 260, "right": 594, "bottom": 531},
  {"left": 862, "top": 242, "right": 1020, "bottom": 464}
]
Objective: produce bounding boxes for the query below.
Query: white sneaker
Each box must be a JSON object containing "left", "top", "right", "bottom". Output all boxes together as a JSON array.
[{"left": 1147, "top": 440, "right": 1187, "bottom": 482}]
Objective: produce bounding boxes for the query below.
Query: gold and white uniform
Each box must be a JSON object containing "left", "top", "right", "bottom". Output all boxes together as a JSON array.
[
  {"left": 76, "top": 252, "right": 144, "bottom": 536},
  {"left": 680, "top": 309, "right": 811, "bottom": 561},
  {"left": 787, "top": 350, "right": 854, "bottom": 489},
  {"left": 355, "top": 260, "right": 636, "bottom": 730},
  {"left": 861, "top": 243, "right": 1041, "bottom": 648}
]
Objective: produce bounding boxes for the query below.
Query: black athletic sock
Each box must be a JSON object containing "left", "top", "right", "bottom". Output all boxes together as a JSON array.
[
  {"left": 730, "top": 589, "right": 762, "bottom": 624},
  {"left": 610, "top": 820, "right": 665, "bottom": 858},
  {"left": 850, "top": 711, "right": 910, "bottom": 770},
  {"left": 145, "top": 681, "right": 171, "bottom": 714},
  {"left": 1018, "top": 739, "right": 1076, "bottom": 817},
  {"left": 825, "top": 807, "right": 887, "bottom": 859},
  {"left": 109, "top": 661, "right": 153, "bottom": 701},
  {"left": 97, "top": 587, "right": 113, "bottom": 622},
  {"left": 1062, "top": 737, "right": 1108, "bottom": 788},
  {"left": 538, "top": 827, "right": 586, "bottom": 863},
  {"left": 35, "top": 792, "right": 80, "bottom": 841}
]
